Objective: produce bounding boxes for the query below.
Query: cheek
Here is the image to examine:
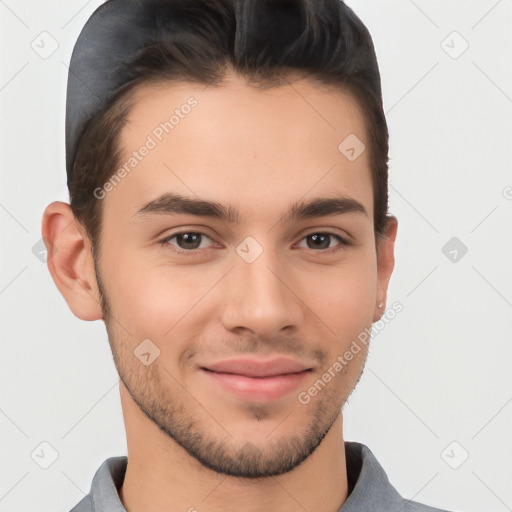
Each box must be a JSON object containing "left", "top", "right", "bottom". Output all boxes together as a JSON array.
[
  {"left": 296, "top": 251, "right": 378, "bottom": 334},
  {"left": 102, "top": 250, "right": 212, "bottom": 340},
  {"left": 100, "top": 239, "right": 377, "bottom": 347}
]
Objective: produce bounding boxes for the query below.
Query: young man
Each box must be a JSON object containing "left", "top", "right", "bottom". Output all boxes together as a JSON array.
[{"left": 42, "top": 0, "right": 453, "bottom": 510}]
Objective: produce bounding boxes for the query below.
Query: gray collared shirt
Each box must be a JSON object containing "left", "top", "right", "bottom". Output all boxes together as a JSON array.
[{"left": 69, "top": 441, "right": 453, "bottom": 512}]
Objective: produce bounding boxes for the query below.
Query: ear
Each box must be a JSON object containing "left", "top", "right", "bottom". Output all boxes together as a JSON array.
[
  {"left": 41, "top": 201, "right": 104, "bottom": 321},
  {"left": 373, "top": 216, "right": 398, "bottom": 322}
]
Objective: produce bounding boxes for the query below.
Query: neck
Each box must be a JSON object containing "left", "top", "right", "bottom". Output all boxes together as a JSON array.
[{"left": 119, "top": 393, "right": 348, "bottom": 512}]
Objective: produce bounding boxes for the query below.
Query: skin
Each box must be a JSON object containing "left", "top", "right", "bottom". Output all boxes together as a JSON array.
[{"left": 42, "top": 71, "right": 397, "bottom": 512}]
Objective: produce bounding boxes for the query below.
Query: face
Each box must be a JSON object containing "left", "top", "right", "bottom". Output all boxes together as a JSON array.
[{"left": 92, "top": 73, "right": 393, "bottom": 478}]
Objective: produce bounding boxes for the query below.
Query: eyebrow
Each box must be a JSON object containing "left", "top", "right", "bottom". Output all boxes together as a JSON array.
[{"left": 132, "top": 192, "right": 368, "bottom": 223}]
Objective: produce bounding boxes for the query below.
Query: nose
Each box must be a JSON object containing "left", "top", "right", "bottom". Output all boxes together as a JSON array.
[{"left": 220, "top": 244, "right": 304, "bottom": 339}]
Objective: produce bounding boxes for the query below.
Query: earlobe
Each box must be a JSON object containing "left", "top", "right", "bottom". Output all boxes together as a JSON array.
[
  {"left": 41, "top": 201, "right": 104, "bottom": 321},
  {"left": 373, "top": 216, "right": 398, "bottom": 322}
]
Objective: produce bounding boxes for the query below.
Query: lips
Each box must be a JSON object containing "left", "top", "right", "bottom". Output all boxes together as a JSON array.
[
  {"left": 200, "top": 357, "right": 313, "bottom": 377},
  {"left": 199, "top": 357, "right": 314, "bottom": 402}
]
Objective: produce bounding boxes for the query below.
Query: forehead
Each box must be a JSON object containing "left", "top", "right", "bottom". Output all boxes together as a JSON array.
[
  {"left": 107, "top": 73, "right": 373, "bottom": 222},
  {"left": 126, "top": 73, "right": 367, "bottom": 140}
]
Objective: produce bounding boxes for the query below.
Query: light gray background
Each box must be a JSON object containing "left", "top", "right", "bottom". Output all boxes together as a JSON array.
[{"left": 1, "top": 1, "right": 511, "bottom": 511}]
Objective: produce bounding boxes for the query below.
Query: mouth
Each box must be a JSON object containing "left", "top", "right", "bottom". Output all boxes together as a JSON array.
[{"left": 198, "top": 357, "right": 314, "bottom": 402}]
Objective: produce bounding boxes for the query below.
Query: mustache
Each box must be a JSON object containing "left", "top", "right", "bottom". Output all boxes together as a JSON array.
[{"left": 180, "top": 336, "right": 327, "bottom": 367}]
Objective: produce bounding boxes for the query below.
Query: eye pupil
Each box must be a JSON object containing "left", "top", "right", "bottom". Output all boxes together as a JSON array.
[
  {"left": 307, "top": 233, "right": 330, "bottom": 250},
  {"left": 177, "top": 232, "right": 202, "bottom": 250}
]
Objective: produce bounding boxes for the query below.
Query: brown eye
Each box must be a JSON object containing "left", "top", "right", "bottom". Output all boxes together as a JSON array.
[
  {"left": 297, "top": 232, "right": 349, "bottom": 252},
  {"left": 161, "top": 231, "right": 214, "bottom": 253}
]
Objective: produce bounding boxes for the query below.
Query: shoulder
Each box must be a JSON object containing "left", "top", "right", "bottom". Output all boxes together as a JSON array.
[
  {"left": 66, "top": 456, "right": 128, "bottom": 512},
  {"left": 68, "top": 495, "right": 94, "bottom": 512},
  {"left": 344, "top": 441, "right": 457, "bottom": 512},
  {"left": 397, "top": 499, "right": 456, "bottom": 512}
]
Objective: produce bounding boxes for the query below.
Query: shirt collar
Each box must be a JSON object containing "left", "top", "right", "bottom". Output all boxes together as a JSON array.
[{"left": 74, "top": 441, "right": 409, "bottom": 511}]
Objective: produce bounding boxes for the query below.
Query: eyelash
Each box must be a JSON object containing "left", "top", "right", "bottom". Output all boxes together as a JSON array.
[{"left": 159, "top": 230, "right": 351, "bottom": 255}]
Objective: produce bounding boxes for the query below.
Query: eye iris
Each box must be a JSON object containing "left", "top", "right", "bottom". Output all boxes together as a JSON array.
[
  {"left": 177, "top": 233, "right": 202, "bottom": 250},
  {"left": 308, "top": 233, "right": 331, "bottom": 250}
]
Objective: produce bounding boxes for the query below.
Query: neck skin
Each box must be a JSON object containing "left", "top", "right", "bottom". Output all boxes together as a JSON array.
[{"left": 118, "top": 383, "right": 349, "bottom": 512}]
